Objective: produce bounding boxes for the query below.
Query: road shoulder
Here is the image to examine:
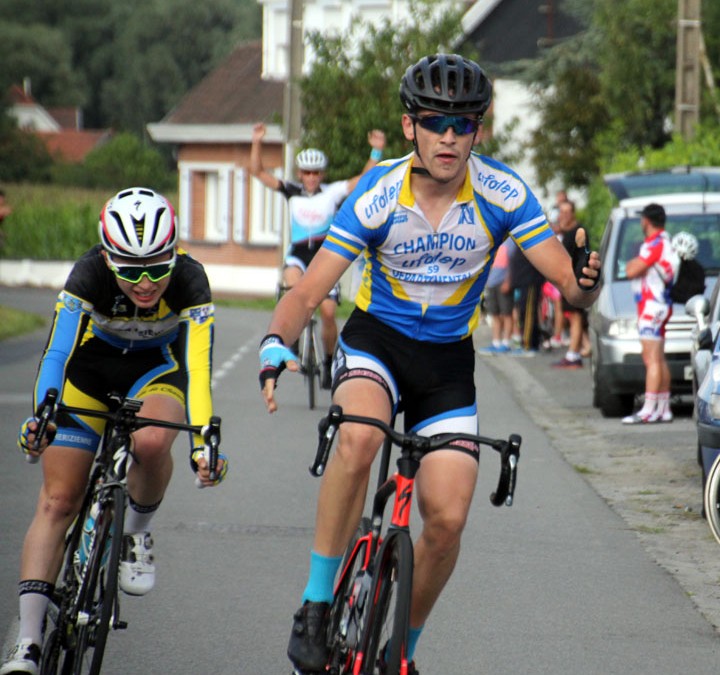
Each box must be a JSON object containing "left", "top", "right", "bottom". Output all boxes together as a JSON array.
[{"left": 477, "top": 332, "right": 720, "bottom": 632}]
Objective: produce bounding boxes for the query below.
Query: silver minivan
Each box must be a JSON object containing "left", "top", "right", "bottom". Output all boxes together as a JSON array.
[{"left": 589, "top": 171, "right": 720, "bottom": 417}]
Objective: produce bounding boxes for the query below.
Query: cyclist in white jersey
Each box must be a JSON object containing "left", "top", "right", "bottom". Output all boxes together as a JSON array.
[
  {"left": 251, "top": 122, "right": 385, "bottom": 388},
  {"left": 258, "top": 54, "right": 601, "bottom": 674}
]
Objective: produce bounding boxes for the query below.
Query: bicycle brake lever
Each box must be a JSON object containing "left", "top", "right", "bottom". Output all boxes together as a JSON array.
[
  {"left": 310, "top": 405, "right": 343, "bottom": 477},
  {"left": 28, "top": 388, "right": 59, "bottom": 463},
  {"left": 490, "top": 434, "right": 521, "bottom": 507},
  {"left": 206, "top": 416, "right": 221, "bottom": 481}
]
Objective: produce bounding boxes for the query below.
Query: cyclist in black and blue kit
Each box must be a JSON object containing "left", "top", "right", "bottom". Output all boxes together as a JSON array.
[
  {"left": 251, "top": 122, "right": 386, "bottom": 388},
  {"left": 259, "top": 54, "right": 601, "bottom": 674},
  {"left": 1, "top": 188, "right": 227, "bottom": 675}
]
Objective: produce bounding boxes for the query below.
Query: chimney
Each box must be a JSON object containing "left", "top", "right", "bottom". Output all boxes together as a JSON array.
[{"left": 23, "top": 77, "right": 31, "bottom": 97}]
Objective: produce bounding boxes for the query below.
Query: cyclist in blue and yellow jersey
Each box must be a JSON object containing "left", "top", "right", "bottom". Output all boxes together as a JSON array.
[
  {"left": 258, "top": 54, "right": 601, "bottom": 675},
  {"left": 251, "top": 122, "right": 386, "bottom": 388},
  {"left": 1, "top": 188, "right": 227, "bottom": 675}
]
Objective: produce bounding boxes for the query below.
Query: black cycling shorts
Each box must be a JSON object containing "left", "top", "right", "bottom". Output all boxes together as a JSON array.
[
  {"left": 284, "top": 239, "right": 340, "bottom": 303},
  {"left": 333, "top": 309, "right": 477, "bottom": 437},
  {"left": 54, "top": 335, "right": 186, "bottom": 452}
]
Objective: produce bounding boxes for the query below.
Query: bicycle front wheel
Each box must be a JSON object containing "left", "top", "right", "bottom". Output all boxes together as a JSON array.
[
  {"left": 70, "top": 485, "right": 125, "bottom": 675},
  {"left": 305, "top": 323, "right": 318, "bottom": 410},
  {"left": 358, "top": 531, "right": 413, "bottom": 675},
  {"left": 327, "top": 517, "right": 372, "bottom": 673},
  {"left": 704, "top": 452, "right": 720, "bottom": 545}
]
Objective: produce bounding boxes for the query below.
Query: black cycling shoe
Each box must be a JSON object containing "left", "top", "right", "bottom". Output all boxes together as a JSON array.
[
  {"left": 378, "top": 642, "right": 419, "bottom": 675},
  {"left": 287, "top": 601, "right": 330, "bottom": 672}
]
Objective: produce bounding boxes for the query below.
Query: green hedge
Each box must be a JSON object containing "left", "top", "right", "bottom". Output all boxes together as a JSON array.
[{"left": 1, "top": 184, "right": 177, "bottom": 260}]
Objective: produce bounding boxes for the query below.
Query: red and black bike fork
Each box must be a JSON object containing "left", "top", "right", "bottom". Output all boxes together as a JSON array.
[{"left": 352, "top": 455, "right": 419, "bottom": 674}]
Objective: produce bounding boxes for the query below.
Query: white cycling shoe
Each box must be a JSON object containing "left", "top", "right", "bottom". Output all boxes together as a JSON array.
[
  {"left": 119, "top": 532, "right": 155, "bottom": 596},
  {"left": 0, "top": 639, "right": 41, "bottom": 675}
]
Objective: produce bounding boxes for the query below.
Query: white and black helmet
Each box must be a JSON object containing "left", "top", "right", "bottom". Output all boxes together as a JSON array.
[
  {"left": 99, "top": 187, "right": 177, "bottom": 258},
  {"left": 296, "top": 148, "right": 328, "bottom": 172},
  {"left": 671, "top": 231, "right": 699, "bottom": 261}
]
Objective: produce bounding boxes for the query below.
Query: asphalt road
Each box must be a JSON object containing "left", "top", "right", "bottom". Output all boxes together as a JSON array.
[{"left": 1, "top": 287, "right": 719, "bottom": 674}]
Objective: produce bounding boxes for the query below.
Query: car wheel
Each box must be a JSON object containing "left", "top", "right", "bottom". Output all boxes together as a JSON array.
[{"left": 593, "top": 356, "right": 634, "bottom": 417}]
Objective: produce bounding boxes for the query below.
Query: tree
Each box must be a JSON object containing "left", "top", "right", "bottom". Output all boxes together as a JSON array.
[
  {"left": 594, "top": 0, "right": 677, "bottom": 150},
  {"left": 526, "top": 35, "right": 608, "bottom": 188},
  {"left": 526, "top": 0, "right": 720, "bottom": 192},
  {"left": 80, "top": 133, "right": 175, "bottom": 191},
  {"left": 0, "top": 22, "right": 85, "bottom": 106},
  {"left": 299, "top": 0, "right": 474, "bottom": 181},
  {"left": 0, "top": 0, "right": 261, "bottom": 133}
]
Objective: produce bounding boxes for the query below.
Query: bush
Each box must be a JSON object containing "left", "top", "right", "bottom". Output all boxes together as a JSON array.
[
  {"left": 1, "top": 191, "right": 100, "bottom": 260},
  {"left": 80, "top": 133, "right": 175, "bottom": 192},
  {"left": 0, "top": 128, "right": 53, "bottom": 183},
  {"left": 0, "top": 183, "right": 178, "bottom": 260}
]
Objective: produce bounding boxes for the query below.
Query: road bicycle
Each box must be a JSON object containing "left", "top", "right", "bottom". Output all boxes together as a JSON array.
[
  {"left": 298, "top": 312, "right": 323, "bottom": 410},
  {"left": 278, "top": 283, "right": 324, "bottom": 410},
  {"left": 30, "top": 388, "right": 221, "bottom": 675},
  {"left": 703, "top": 452, "right": 720, "bottom": 545},
  {"left": 297, "top": 404, "right": 520, "bottom": 675}
]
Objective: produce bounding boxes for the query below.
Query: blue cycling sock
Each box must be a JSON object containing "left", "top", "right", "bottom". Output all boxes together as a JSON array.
[
  {"left": 301, "top": 551, "right": 343, "bottom": 604},
  {"left": 406, "top": 625, "right": 424, "bottom": 662},
  {"left": 384, "top": 624, "right": 424, "bottom": 663}
]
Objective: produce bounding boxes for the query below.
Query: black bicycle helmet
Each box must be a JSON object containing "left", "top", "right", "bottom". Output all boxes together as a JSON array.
[{"left": 399, "top": 54, "right": 492, "bottom": 117}]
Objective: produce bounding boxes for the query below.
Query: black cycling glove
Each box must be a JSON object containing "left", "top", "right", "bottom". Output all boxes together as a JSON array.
[{"left": 571, "top": 233, "right": 600, "bottom": 291}]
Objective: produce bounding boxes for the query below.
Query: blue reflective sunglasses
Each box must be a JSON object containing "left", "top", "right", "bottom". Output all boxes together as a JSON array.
[{"left": 412, "top": 115, "right": 480, "bottom": 136}]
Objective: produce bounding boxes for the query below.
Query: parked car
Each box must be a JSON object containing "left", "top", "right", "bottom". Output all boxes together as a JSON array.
[
  {"left": 588, "top": 169, "right": 720, "bottom": 417},
  {"left": 685, "top": 281, "right": 720, "bottom": 488}
]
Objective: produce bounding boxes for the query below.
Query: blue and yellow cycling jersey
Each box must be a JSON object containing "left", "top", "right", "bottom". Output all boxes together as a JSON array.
[
  {"left": 33, "top": 245, "right": 215, "bottom": 447},
  {"left": 323, "top": 152, "right": 552, "bottom": 342}
]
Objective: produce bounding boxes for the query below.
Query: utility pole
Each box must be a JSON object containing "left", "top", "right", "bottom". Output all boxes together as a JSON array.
[
  {"left": 280, "top": 0, "right": 304, "bottom": 260},
  {"left": 674, "top": 0, "right": 701, "bottom": 140},
  {"left": 284, "top": 0, "right": 304, "bottom": 171}
]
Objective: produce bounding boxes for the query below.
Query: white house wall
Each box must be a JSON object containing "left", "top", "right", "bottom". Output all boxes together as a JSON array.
[{"left": 257, "top": 0, "right": 463, "bottom": 79}]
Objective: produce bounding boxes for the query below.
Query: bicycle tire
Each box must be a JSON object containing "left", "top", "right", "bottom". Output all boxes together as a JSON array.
[
  {"left": 41, "top": 484, "right": 97, "bottom": 675},
  {"left": 306, "top": 323, "right": 317, "bottom": 410},
  {"left": 327, "top": 517, "right": 372, "bottom": 673},
  {"left": 70, "top": 485, "right": 125, "bottom": 675},
  {"left": 358, "top": 531, "right": 413, "bottom": 675},
  {"left": 704, "top": 453, "right": 720, "bottom": 545},
  {"left": 40, "top": 628, "right": 62, "bottom": 675}
]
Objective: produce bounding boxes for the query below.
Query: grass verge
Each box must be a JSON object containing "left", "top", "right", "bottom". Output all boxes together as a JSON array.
[
  {"left": 215, "top": 297, "right": 355, "bottom": 319},
  {"left": 0, "top": 306, "right": 46, "bottom": 341}
]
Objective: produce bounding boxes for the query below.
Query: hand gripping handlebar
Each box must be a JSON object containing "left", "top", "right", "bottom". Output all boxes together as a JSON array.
[{"left": 310, "top": 404, "right": 520, "bottom": 507}]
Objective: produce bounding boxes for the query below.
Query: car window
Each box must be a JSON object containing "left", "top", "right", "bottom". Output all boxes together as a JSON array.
[{"left": 613, "top": 213, "right": 720, "bottom": 280}]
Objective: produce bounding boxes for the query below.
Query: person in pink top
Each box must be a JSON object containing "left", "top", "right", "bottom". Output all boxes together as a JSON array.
[{"left": 622, "top": 203, "right": 679, "bottom": 424}]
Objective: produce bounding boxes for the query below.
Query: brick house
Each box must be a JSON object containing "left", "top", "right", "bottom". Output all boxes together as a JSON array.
[
  {"left": 8, "top": 83, "right": 111, "bottom": 163},
  {"left": 148, "top": 40, "right": 285, "bottom": 297}
]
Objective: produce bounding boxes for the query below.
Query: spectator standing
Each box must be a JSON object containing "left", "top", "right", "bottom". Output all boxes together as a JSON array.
[
  {"left": 508, "top": 236, "right": 545, "bottom": 356},
  {"left": 546, "top": 188, "right": 568, "bottom": 229},
  {"left": 622, "top": 203, "right": 679, "bottom": 424},
  {"left": 552, "top": 199, "right": 590, "bottom": 368},
  {"left": 477, "top": 238, "right": 515, "bottom": 354}
]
